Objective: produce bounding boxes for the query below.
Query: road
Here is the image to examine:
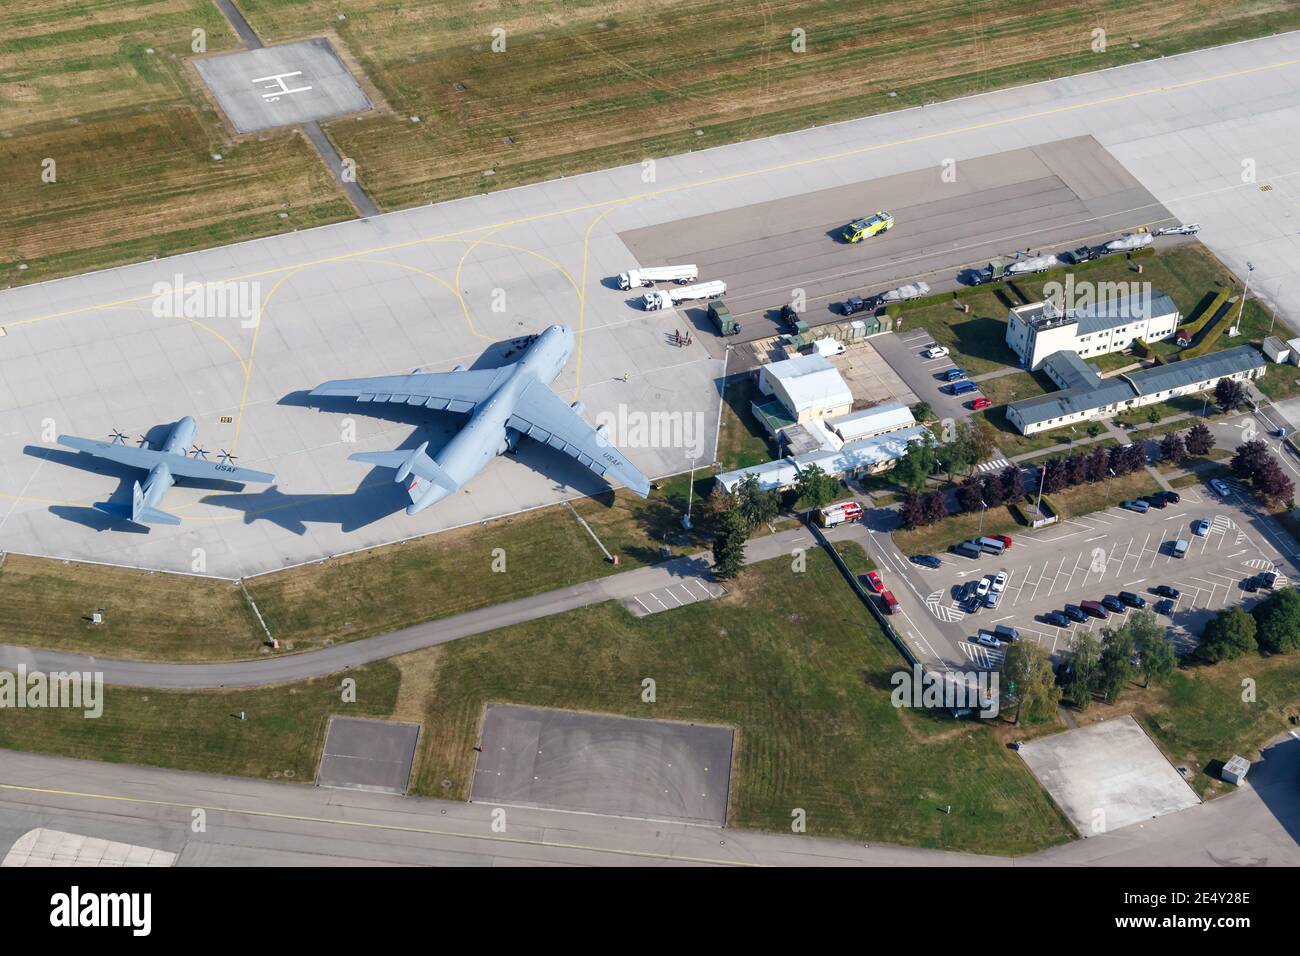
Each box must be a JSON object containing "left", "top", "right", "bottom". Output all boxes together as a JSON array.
[
  {"left": 0, "top": 526, "right": 821, "bottom": 689},
  {"left": 2, "top": 741, "right": 1296, "bottom": 866}
]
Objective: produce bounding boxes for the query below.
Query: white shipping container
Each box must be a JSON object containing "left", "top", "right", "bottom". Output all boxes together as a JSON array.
[{"left": 643, "top": 280, "right": 726, "bottom": 310}]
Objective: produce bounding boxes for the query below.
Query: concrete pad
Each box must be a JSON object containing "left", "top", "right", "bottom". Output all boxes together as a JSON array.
[
  {"left": 2, "top": 828, "right": 176, "bottom": 867},
  {"left": 195, "top": 39, "right": 372, "bottom": 133},
  {"left": 471, "top": 704, "right": 734, "bottom": 826},
  {"left": 1018, "top": 715, "right": 1199, "bottom": 835},
  {"left": 317, "top": 716, "right": 420, "bottom": 794}
]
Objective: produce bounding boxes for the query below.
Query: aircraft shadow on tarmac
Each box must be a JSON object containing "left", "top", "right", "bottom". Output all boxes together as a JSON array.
[
  {"left": 197, "top": 388, "right": 620, "bottom": 535},
  {"left": 26, "top": 444, "right": 249, "bottom": 533}
]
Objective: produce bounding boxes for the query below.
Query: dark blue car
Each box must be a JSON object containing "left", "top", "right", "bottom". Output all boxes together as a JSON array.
[
  {"left": 910, "top": 554, "right": 942, "bottom": 569},
  {"left": 942, "top": 368, "right": 967, "bottom": 382}
]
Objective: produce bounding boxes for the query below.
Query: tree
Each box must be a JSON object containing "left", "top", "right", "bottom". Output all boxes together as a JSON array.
[
  {"left": 911, "top": 401, "right": 934, "bottom": 423},
  {"left": 893, "top": 434, "right": 936, "bottom": 491},
  {"left": 938, "top": 431, "right": 974, "bottom": 480},
  {"left": 1086, "top": 421, "right": 1104, "bottom": 438},
  {"left": 1066, "top": 453, "right": 1087, "bottom": 487},
  {"left": 1255, "top": 459, "right": 1294, "bottom": 508},
  {"left": 793, "top": 463, "right": 839, "bottom": 511},
  {"left": 1214, "top": 377, "right": 1247, "bottom": 413},
  {"left": 1086, "top": 445, "right": 1109, "bottom": 483},
  {"left": 1123, "top": 441, "right": 1148, "bottom": 472},
  {"left": 734, "top": 473, "right": 779, "bottom": 530},
  {"left": 899, "top": 491, "right": 927, "bottom": 531},
  {"left": 1097, "top": 626, "right": 1137, "bottom": 703},
  {"left": 1185, "top": 422, "right": 1215, "bottom": 457},
  {"left": 1065, "top": 632, "right": 1101, "bottom": 710},
  {"left": 1108, "top": 444, "right": 1131, "bottom": 476},
  {"left": 711, "top": 508, "right": 748, "bottom": 579},
  {"left": 982, "top": 473, "right": 1006, "bottom": 508},
  {"left": 1196, "top": 606, "right": 1258, "bottom": 663},
  {"left": 699, "top": 486, "right": 734, "bottom": 532},
  {"left": 1231, "top": 440, "right": 1270, "bottom": 481},
  {"left": 955, "top": 476, "right": 984, "bottom": 514},
  {"left": 1146, "top": 407, "right": 1162, "bottom": 425},
  {"left": 922, "top": 491, "right": 948, "bottom": 524},
  {"left": 1159, "top": 432, "right": 1187, "bottom": 467},
  {"left": 1000, "top": 465, "right": 1025, "bottom": 502},
  {"left": 1000, "top": 640, "right": 1062, "bottom": 724},
  {"left": 1131, "top": 612, "right": 1177, "bottom": 688},
  {"left": 1251, "top": 587, "right": 1300, "bottom": 654},
  {"left": 967, "top": 418, "right": 999, "bottom": 466}
]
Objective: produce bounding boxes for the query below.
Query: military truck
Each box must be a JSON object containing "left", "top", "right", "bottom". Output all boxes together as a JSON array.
[{"left": 708, "top": 300, "right": 740, "bottom": 336}]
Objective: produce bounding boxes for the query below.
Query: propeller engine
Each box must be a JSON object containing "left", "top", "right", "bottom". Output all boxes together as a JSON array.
[
  {"left": 108, "top": 429, "right": 128, "bottom": 445},
  {"left": 570, "top": 400, "right": 585, "bottom": 416},
  {"left": 218, "top": 450, "right": 238, "bottom": 465},
  {"left": 189, "top": 445, "right": 210, "bottom": 460}
]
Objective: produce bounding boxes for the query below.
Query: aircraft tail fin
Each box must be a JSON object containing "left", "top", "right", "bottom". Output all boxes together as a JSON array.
[
  {"left": 91, "top": 481, "right": 181, "bottom": 526},
  {"left": 349, "top": 442, "right": 458, "bottom": 493}
]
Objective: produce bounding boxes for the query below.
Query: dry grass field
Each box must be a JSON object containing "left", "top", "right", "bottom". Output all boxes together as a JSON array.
[{"left": 2, "top": 1, "right": 1297, "bottom": 284}]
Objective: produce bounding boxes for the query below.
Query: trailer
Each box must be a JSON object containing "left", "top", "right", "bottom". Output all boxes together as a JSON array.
[
  {"left": 1103, "top": 232, "right": 1154, "bottom": 253},
  {"left": 708, "top": 300, "right": 740, "bottom": 336},
  {"left": 617, "top": 264, "right": 698, "bottom": 290},
  {"left": 643, "top": 280, "right": 727, "bottom": 311},
  {"left": 878, "top": 281, "right": 931, "bottom": 305},
  {"left": 1006, "top": 254, "right": 1060, "bottom": 276},
  {"left": 879, "top": 590, "right": 900, "bottom": 615}
]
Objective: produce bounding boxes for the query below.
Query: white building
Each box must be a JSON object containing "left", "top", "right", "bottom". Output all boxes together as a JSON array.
[
  {"left": 1007, "top": 345, "right": 1266, "bottom": 435},
  {"left": 757, "top": 354, "right": 853, "bottom": 423},
  {"left": 716, "top": 424, "right": 931, "bottom": 493},
  {"left": 1006, "top": 290, "right": 1181, "bottom": 369}
]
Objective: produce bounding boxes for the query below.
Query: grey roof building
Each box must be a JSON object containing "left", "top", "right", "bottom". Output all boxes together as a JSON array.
[{"left": 1007, "top": 345, "right": 1266, "bottom": 434}]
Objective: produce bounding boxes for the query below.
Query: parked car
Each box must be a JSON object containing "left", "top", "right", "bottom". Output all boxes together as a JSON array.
[
  {"left": 975, "top": 576, "right": 992, "bottom": 598},
  {"left": 1044, "top": 610, "right": 1071, "bottom": 628},
  {"left": 1158, "top": 491, "right": 1181, "bottom": 504},
  {"left": 968, "top": 397, "right": 992, "bottom": 410},
  {"left": 1081, "top": 599, "right": 1107, "bottom": 619},
  {"left": 1070, "top": 245, "right": 1100, "bottom": 263},
  {"left": 910, "top": 554, "right": 942, "bottom": 569},
  {"left": 922, "top": 345, "right": 949, "bottom": 359},
  {"left": 1141, "top": 495, "right": 1168, "bottom": 509},
  {"left": 984, "top": 590, "right": 1002, "bottom": 609},
  {"left": 1210, "top": 478, "right": 1232, "bottom": 496},
  {"left": 947, "top": 380, "right": 979, "bottom": 396},
  {"left": 864, "top": 571, "right": 885, "bottom": 594},
  {"left": 942, "top": 368, "right": 967, "bottom": 382},
  {"left": 1155, "top": 599, "right": 1175, "bottom": 616},
  {"left": 1260, "top": 570, "right": 1278, "bottom": 588},
  {"left": 1192, "top": 519, "right": 1211, "bottom": 536},
  {"left": 974, "top": 632, "right": 999, "bottom": 649},
  {"left": 993, "top": 534, "right": 1013, "bottom": 548},
  {"left": 1242, "top": 576, "right": 1261, "bottom": 593},
  {"left": 1122, "top": 499, "right": 1150, "bottom": 513},
  {"left": 994, "top": 624, "right": 1020, "bottom": 642},
  {"left": 1153, "top": 584, "right": 1180, "bottom": 599},
  {"left": 1101, "top": 595, "right": 1127, "bottom": 614},
  {"left": 1063, "top": 604, "right": 1087, "bottom": 623},
  {"left": 1118, "top": 591, "right": 1147, "bottom": 609},
  {"left": 991, "top": 570, "right": 1008, "bottom": 593}
]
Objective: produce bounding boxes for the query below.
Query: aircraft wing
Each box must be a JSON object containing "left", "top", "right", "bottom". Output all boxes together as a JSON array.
[
  {"left": 310, "top": 368, "right": 509, "bottom": 413},
  {"left": 57, "top": 436, "right": 275, "bottom": 484},
  {"left": 506, "top": 381, "right": 651, "bottom": 497}
]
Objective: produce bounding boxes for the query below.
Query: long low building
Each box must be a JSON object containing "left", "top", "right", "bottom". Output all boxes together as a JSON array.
[
  {"left": 1007, "top": 345, "right": 1266, "bottom": 435},
  {"left": 716, "top": 424, "right": 931, "bottom": 493}
]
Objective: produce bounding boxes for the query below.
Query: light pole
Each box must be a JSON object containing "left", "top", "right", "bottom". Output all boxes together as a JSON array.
[
  {"left": 978, "top": 499, "right": 988, "bottom": 535},
  {"left": 1230, "top": 261, "right": 1255, "bottom": 337},
  {"left": 1104, "top": 467, "right": 1116, "bottom": 505},
  {"left": 1034, "top": 465, "right": 1046, "bottom": 520},
  {"left": 682, "top": 458, "right": 697, "bottom": 529}
]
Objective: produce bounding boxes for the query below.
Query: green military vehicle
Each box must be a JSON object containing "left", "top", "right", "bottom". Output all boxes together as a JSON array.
[{"left": 708, "top": 300, "right": 740, "bottom": 336}]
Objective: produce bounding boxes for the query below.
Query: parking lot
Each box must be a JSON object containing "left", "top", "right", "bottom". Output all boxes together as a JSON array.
[
  {"left": 930, "top": 484, "right": 1289, "bottom": 669},
  {"left": 876, "top": 328, "right": 983, "bottom": 427}
]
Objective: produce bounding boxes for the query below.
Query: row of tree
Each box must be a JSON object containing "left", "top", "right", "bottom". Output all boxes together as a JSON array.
[{"left": 1001, "top": 609, "right": 1177, "bottom": 722}]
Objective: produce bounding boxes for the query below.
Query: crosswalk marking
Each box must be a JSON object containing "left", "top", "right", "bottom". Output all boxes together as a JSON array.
[{"left": 977, "top": 458, "right": 1011, "bottom": 474}]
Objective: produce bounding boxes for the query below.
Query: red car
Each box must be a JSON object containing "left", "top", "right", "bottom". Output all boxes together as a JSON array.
[
  {"left": 968, "top": 397, "right": 991, "bottom": 410},
  {"left": 994, "top": 534, "right": 1012, "bottom": 548},
  {"left": 864, "top": 571, "right": 885, "bottom": 594}
]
